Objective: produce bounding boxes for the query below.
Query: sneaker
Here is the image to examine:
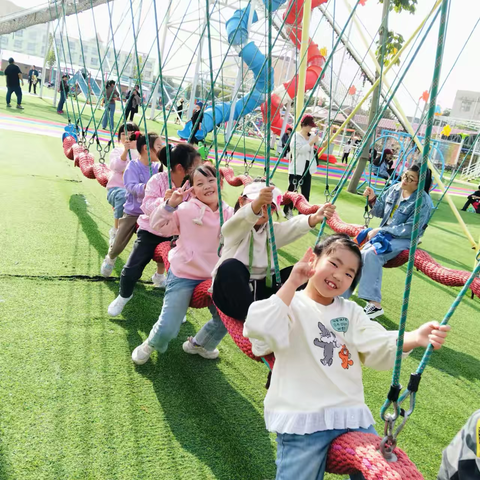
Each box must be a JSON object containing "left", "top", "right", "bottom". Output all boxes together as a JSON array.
[
  {"left": 57, "top": 110, "right": 63, "bottom": 114},
  {"left": 6, "top": 104, "right": 11, "bottom": 108},
  {"left": 182, "top": 336, "right": 219, "bottom": 359},
  {"left": 182, "top": 315, "right": 187, "bottom": 324},
  {"left": 100, "top": 255, "right": 116, "bottom": 277},
  {"left": 16, "top": 105, "right": 24, "bottom": 110},
  {"left": 152, "top": 272, "right": 167, "bottom": 288},
  {"left": 108, "top": 294, "right": 132, "bottom": 317},
  {"left": 364, "top": 303, "right": 384, "bottom": 319},
  {"left": 132, "top": 340, "right": 154, "bottom": 365},
  {"left": 109, "top": 227, "right": 117, "bottom": 247}
]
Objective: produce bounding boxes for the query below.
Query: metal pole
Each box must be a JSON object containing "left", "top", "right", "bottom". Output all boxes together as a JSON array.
[
  {"left": 276, "top": 48, "right": 295, "bottom": 153},
  {"left": 150, "top": 0, "right": 172, "bottom": 119},
  {"left": 348, "top": 0, "right": 390, "bottom": 193},
  {"left": 39, "top": 21, "right": 50, "bottom": 99},
  {"left": 52, "top": 17, "right": 65, "bottom": 108},
  {"left": 294, "top": 0, "right": 312, "bottom": 128}
]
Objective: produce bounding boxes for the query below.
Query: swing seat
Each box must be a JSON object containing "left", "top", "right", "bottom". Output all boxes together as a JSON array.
[
  {"left": 92, "top": 163, "right": 110, "bottom": 187},
  {"left": 78, "top": 151, "right": 96, "bottom": 179},
  {"left": 326, "top": 432, "right": 423, "bottom": 479},
  {"left": 63, "top": 135, "right": 76, "bottom": 160},
  {"left": 219, "top": 166, "right": 254, "bottom": 187}
]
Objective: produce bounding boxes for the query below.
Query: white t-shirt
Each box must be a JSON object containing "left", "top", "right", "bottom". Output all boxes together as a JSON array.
[
  {"left": 343, "top": 144, "right": 352, "bottom": 153},
  {"left": 385, "top": 192, "right": 410, "bottom": 226},
  {"left": 244, "top": 292, "right": 407, "bottom": 435}
]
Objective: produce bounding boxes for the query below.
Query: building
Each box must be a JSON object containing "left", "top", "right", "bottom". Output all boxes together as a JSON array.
[{"left": 450, "top": 90, "right": 480, "bottom": 121}]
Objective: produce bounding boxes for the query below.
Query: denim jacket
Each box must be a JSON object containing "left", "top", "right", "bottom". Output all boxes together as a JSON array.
[{"left": 371, "top": 184, "right": 433, "bottom": 239}]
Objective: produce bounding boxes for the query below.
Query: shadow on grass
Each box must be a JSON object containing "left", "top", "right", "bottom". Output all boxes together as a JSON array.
[
  {"left": 378, "top": 314, "right": 480, "bottom": 383},
  {"left": 0, "top": 436, "right": 12, "bottom": 480}
]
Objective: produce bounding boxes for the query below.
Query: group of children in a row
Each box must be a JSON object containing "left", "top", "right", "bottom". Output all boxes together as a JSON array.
[{"left": 100, "top": 122, "right": 451, "bottom": 479}]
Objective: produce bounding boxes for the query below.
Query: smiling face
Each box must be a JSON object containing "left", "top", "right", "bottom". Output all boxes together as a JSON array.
[
  {"left": 192, "top": 168, "right": 218, "bottom": 208},
  {"left": 306, "top": 247, "right": 361, "bottom": 305}
]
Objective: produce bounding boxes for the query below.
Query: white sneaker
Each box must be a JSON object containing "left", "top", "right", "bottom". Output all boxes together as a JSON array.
[
  {"left": 132, "top": 340, "right": 154, "bottom": 365},
  {"left": 109, "top": 227, "right": 118, "bottom": 247},
  {"left": 364, "top": 303, "right": 384, "bottom": 319},
  {"left": 182, "top": 315, "right": 187, "bottom": 324},
  {"left": 182, "top": 336, "right": 219, "bottom": 359},
  {"left": 108, "top": 294, "right": 133, "bottom": 317},
  {"left": 100, "top": 255, "right": 116, "bottom": 277},
  {"left": 152, "top": 272, "right": 167, "bottom": 288}
]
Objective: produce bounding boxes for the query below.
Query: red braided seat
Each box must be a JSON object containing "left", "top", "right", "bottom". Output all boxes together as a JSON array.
[
  {"left": 326, "top": 433, "right": 423, "bottom": 479},
  {"left": 78, "top": 151, "right": 96, "bottom": 179},
  {"left": 92, "top": 163, "right": 110, "bottom": 188},
  {"left": 63, "top": 136, "right": 76, "bottom": 160},
  {"left": 219, "top": 166, "right": 254, "bottom": 187}
]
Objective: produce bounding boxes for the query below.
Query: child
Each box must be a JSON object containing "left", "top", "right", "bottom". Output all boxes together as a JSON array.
[
  {"left": 244, "top": 234, "right": 451, "bottom": 480},
  {"left": 131, "top": 164, "right": 234, "bottom": 364},
  {"left": 108, "top": 143, "right": 202, "bottom": 317},
  {"left": 106, "top": 122, "right": 140, "bottom": 246},
  {"left": 185, "top": 180, "right": 336, "bottom": 357},
  {"left": 101, "top": 132, "right": 163, "bottom": 278}
]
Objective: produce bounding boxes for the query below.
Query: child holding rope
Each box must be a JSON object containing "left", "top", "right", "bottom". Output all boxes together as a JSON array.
[
  {"left": 105, "top": 122, "right": 140, "bottom": 246},
  {"left": 244, "top": 234, "right": 451, "bottom": 480},
  {"left": 131, "top": 164, "right": 234, "bottom": 364},
  {"left": 101, "top": 132, "right": 163, "bottom": 279},
  {"left": 185, "top": 179, "right": 335, "bottom": 357},
  {"left": 108, "top": 143, "right": 202, "bottom": 317}
]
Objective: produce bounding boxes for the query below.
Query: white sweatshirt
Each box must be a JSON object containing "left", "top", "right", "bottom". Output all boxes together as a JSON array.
[
  {"left": 244, "top": 291, "right": 406, "bottom": 435},
  {"left": 212, "top": 203, "right": 312, "bottom": 281},
  {"left": 289, "top": 132, "right": 318, "bottom": 176}
]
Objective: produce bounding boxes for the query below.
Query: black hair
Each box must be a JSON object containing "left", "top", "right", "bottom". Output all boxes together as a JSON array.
[
  {"left": 108, "top": 80, "right": 116, "bottom": 87},
  {"left": 313, "top": 234, "right": 363, "bottom": 291},
  {"left": 286, "top": 127, "right": 292, "bottom": 132},
  {"left": 159, "top": 143, "right": 200, "bottom": 173},
  {"left": 192, "top": 164, "right": 217, "bottom": 184},
  {"left": 8, "top": 58, "right": 14, "bottom": 64},
  {"left": 407, "top": 164, "right": 433, "bottom": 194},
  {"left": 117, "top": 122, "right": 139, "bottom": 140},
  {"left": 136, "top": 133, "right": 162, "bottom": 171}
]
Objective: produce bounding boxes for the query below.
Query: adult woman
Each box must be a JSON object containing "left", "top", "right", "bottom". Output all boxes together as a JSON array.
[
  {"left": 102, "top": 80, "right": 119, "bottom": 131},
  {"left": 350, "top": 164, "right": 434, "bottom": 319},
  {"left": 283, "top": 114, "right": 319, "bottom": 219},
  {"left": 125, "top": 85, "right": 141, "bottom": 123},
  {"left": 376, "top": 148, "right": 394, "bottom": 179}
]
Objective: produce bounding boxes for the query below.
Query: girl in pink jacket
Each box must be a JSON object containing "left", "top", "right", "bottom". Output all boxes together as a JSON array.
[
  {"left": 107, "top": 143, "right": 201, "bottom": 317},
  {"left": 106, "top": 122, "right": 139, "bottom": 245},
  {"left": 131, "top": 164, "right": 234, "bottom": 365}
]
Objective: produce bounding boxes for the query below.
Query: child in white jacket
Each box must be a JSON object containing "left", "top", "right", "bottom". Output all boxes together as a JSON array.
[
  {"left": 244, "top": 234, "right": 451, "bottom": 480},
  {"left": 185, "top": 179, "right": 335, "bottom": 357}
]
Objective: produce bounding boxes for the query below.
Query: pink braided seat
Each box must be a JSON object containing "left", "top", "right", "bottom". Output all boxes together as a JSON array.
[
  {"left": 326, "top": 433, "right": 423, "bottom": 478},
  {"left": 64, "top": 139, "right": 113, "bottom": 187}
]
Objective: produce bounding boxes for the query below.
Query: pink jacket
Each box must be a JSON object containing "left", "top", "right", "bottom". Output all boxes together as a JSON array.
[
  {"left": 150, "top": 198, "right": 234, "bottom": 280},
  {"left": 106, "top": 146, "right": 139, "bottom": 189},
  {"left": 137, "top": 172, "right": 191, "bottom": 236}
]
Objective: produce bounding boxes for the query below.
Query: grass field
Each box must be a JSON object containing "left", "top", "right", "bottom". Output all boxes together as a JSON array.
[{"left": 1, "top": 94, "right": 480, "bottom": 480}]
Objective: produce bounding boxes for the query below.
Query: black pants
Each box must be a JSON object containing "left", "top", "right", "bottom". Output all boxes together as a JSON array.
[
  {"left": 124, "top": 106, "right": 136, "bottom": 123},
  {"left": 212, "top": 258, "right": 298, "bottom": 322},
  {"left": 119, "top": 229, "right": 171, "bottom": 298},
  {"left": 342, "top": 152, "right": 349, "bottom": 163},
  {"left": 462, "top": 196, "right": 480, "bottom": 213},
  {"left": 283, "top": 164, "right": 312, "bottom": 216},
  {"left": 29, "top": 81, "right": 37, "bottom": 94}
]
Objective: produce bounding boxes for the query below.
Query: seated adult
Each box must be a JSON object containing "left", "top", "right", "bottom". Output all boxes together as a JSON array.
[
  {"left": 345, "top": 164, "right": 434, "bottom": 319},
  {"left": 461, "top": 185, "right": 480, "bottom": 213},
  {"left": 375, "top": 148, "right": 394, "bottom": 179}
]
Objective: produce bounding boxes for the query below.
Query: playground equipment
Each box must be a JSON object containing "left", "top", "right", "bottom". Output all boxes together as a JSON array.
[{"left": 68, "top": 71, "right": 102, "bottom": 100}]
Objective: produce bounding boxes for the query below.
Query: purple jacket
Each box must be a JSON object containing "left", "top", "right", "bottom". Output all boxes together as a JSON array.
[{"left": 123, "top": 159, "right": 161, "bottom": 216}]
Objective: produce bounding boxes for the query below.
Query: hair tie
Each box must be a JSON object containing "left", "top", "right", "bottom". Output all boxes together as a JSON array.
[{"left": 134, "top": 131, "right": 141, "bottom": 140}]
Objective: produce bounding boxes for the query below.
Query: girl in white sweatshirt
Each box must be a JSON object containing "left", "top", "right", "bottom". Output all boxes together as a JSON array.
[
  {"left": 244, "top": 234, "right": 451, "bottom": 480},
  {"left": 184, "top": 179, "right": 335, "bottom": 357}
]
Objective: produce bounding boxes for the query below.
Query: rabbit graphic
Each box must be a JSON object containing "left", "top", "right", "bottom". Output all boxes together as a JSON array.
[{"left": 313, "top": 321, "right": 340, "bottom": 367}]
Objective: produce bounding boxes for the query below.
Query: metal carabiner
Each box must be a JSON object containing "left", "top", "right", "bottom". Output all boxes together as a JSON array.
[{"left": 363, "top": 209, "right": 374, "bottom": 228}]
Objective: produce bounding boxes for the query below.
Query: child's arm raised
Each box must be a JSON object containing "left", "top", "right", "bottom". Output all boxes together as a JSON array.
[
  {"left": 244, "top": 249, "right": 315, "bottom": 351},
  {"left": 221, "top": 202, "right": 266, "bottom": 246}
]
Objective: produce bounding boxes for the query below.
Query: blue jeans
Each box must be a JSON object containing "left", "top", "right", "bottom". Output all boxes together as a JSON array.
[
  {"left": 6, "top": 86, "right": 22, "bottom": 106},
  {"left": 102, "top": 103, "right": 116, "bottom": 130},
  {"left": 107, "top": 187, "right": 127, "bottom": 219},
  {"left": 276, "top": 425, "right": 377, "bottom": 480},
  {"left": 57, "top": 91, "right": 66, "bottom": 112},
  {"left": 343, "top": 238, "right": 411, "bottom": 304},
  {"left": 147, "top": 271, "right": 227, "bottom": 354}
]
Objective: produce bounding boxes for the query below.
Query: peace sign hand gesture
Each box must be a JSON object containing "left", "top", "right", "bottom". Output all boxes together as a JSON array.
[{"left": 167, "top": 184, "right": 194, "bottom": 208}]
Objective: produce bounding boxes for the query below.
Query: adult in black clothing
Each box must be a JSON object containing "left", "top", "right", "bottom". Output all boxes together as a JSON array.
[
  {"left": 28, "top": 65, "right": 39, "bottom": 94},
  {"left": 4, "top": 58, "right": 24, "bottom": 109},
  {"left": 57, "top": 74, "right": 70, "bottom": 114},
  {"left": 175, "top": 98, "right": 184, "bottom": 124},
  {"left": 461, "top": 186, "right": 480, "bottom": 213},
  {"left": 189, "top": 101, "right": 203, "bottom": 145},
  {"left": 124, "top": 85, "right": 140, "bottom": 122},
  {"left": 281, "top": 127, "right": 292, "bottom": 158}
]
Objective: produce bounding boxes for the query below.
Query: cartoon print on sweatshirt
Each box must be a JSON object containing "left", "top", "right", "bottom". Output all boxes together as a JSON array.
[
  {"left": 339, "top": 344, "right": 354, "bottom": 369},
  {"left": 313, "top": 321, "right": 340, "bottom": 367}
]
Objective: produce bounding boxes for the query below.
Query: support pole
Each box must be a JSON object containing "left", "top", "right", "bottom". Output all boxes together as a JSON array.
[
  {"left": 52, "top": 17, "right": 65, "bottom": 108},
  {"left": 150, "top": 0, "right": 172, "bottom": 120},
  {"left": 345, "top": 0, "right": 476, "bottom": 248},
  {"left": 39, "top": 21, "right": 50, "bottom": 99},
  {"left": 347, "top": 0, "right": 390, "bottom": 192},
  {"left": 294, "top": 0, "right": 312, "bottom": 129},
  {"left": 277, "top": 48, "right": 295, "bottom": 153}
]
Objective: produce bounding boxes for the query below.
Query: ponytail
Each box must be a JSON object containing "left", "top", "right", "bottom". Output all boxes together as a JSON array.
[{"left": 158, "top": 143, "right": 201, "bottom": 172}]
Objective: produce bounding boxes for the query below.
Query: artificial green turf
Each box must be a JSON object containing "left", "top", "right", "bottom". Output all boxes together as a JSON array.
[{"left": 1, "top": 112, "right": 480, "bottom": 479}]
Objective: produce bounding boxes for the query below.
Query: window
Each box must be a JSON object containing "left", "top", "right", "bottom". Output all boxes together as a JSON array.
[
  {"left": 27, "top": 42, "right": 36, "bottom": 52},
  {"left": 0, "top": 37, "right": 8, "bottom": 47},
  {"left": 15, "top": 30, "right": 23, "bottom": 37},
  {"left": 90, "top": 57, "right": 98, "bottom": 66},
  {"left": 14, "top": 40, "right": 22, "bottom": 49},
  {"left": 69, "top": 40, "right": 76, "bottom": 50},
  {"left": 146, "top": 61, "right": 153, "bottom": 69},
  {"left": 29, "top": 32, "right": 37, "bottom": 40},
  {"left": 83, "top": 45, "right": 89, "bottom": 54}
]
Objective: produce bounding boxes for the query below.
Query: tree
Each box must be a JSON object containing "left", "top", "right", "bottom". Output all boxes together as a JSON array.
[
  {"left": 132, "top": 54, "right": 144, "bottom": 83},
  {"left": 46, "top": 33, "right": 56, "bottom": 82}
]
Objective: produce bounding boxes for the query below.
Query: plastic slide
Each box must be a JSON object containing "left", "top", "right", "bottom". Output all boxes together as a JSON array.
[{"left": 68, "top": 71, "right": 102, "bottom": 101}]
